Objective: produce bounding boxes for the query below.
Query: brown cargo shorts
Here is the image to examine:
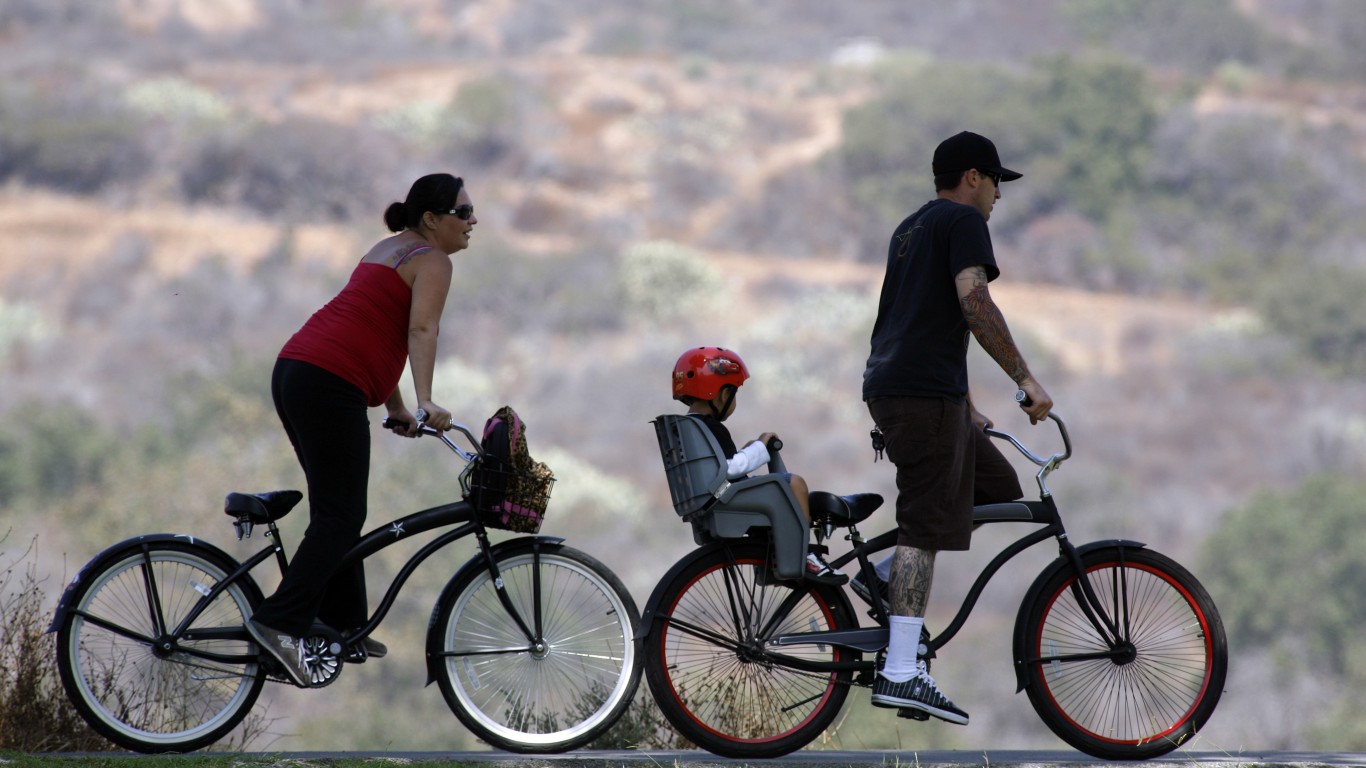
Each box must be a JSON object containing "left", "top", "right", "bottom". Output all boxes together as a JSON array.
[{"left": 868, "top": 396, "right": 1023, "bottom": 551}]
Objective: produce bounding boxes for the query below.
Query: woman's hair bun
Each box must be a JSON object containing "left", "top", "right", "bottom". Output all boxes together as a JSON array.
[{"left": 383, "top": 201, "right": 408, "bottom": 233}]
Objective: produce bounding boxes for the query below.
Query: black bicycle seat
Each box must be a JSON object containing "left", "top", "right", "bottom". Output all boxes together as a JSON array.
[
  {"left": 809, "top": 492, "right": 883, "bottom": 526},
  {"left": 224, "top": 490, "right": 303, "bottom": 523}
]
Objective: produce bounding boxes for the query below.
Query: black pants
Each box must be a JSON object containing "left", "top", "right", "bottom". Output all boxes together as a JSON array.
[{"left": 251, "top": 358, "right": 371, "bottom": 637}]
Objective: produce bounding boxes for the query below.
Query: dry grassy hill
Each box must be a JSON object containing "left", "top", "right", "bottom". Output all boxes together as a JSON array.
[{"left": 6, "top": 0, "right": 1366, "bottom": 754}]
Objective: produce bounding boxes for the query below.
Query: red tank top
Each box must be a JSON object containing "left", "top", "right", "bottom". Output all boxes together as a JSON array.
[{"left": 279, "top": 261, "right": 415, "bottom": 407}]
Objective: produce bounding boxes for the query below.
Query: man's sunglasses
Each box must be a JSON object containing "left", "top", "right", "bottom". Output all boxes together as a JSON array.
[
  {"left": 446, "top": 204, "right": 475, "bottom": 221},
  {"left": 977, "top": 169, "right": 1002, "bottom": 186}
]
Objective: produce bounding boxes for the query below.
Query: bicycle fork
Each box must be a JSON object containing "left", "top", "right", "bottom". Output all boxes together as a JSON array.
[{"left": 475, "top": 530, "right": 544, "bottom": 648}]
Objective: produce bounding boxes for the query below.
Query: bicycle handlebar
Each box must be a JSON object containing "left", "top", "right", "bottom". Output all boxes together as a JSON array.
[
  {"left": 984, "top": 406, "right": 1072, "bottom": 469},
  {"left": 381, "top": 412, "right": 483, "bottom": 463}
]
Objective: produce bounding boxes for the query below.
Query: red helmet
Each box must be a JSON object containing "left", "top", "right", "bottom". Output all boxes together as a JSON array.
[{"left": 672, "top": 347, "right": 750, "bottom": 401}]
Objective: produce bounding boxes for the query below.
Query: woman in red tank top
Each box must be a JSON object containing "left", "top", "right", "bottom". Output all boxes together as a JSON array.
[{"left": 247, "top": 174, "right": 478, "bottom": 686}]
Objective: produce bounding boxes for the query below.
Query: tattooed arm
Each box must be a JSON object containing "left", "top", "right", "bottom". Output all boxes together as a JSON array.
[{"left": 956, "top": 265, "right": 1053, "bottom": 423}]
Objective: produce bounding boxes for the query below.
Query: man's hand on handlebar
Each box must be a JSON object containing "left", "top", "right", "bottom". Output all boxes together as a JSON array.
[{"left": 1015, "top": 378, "right": 1053, "bottom": 425}]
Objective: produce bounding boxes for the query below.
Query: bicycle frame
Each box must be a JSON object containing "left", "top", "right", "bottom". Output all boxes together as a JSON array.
[
  {"left": 66, "top": 422, "right": 552, "bottom": 671},
  {"left": 702, "top": 414, "right": 1143, "bottom": 674}
]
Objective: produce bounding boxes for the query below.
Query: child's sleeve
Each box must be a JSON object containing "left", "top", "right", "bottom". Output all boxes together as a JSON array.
[{"left": 725, "top": 441, "right": 770, "bottom": 479}]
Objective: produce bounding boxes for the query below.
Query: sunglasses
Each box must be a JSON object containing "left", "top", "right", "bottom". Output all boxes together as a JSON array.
[
  {"left": 445, "top": 204, "right": 475, "bottom": 221},
  {"left": 978, "top": 169, "right": 1002, "bottom": 186}
]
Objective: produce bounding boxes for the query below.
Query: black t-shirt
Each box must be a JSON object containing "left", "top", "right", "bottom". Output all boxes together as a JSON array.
[
  {"left": 691, "top": 413, "right": 737, "bottom": 458},
  {"left": 862, "top": 199, "right": 1000, "bottom": 401}
]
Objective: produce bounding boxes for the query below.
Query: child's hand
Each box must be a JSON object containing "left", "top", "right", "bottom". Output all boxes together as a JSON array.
[{"left": 757, "top": 432, "right": 779, "bottom": 449}]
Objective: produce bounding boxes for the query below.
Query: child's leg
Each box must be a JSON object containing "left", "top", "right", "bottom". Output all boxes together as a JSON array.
[
  {"left": 790, "top": 472, "right": 847, "bottom": 584},
  {"left": 790, "top": 473, "right": 811, "bottom": 521}
]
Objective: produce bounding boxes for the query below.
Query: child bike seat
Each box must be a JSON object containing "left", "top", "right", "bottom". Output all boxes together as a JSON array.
[
  {"left": 808, "top": 491, "right": 883, "bottom": 526},
  {"left": 224, "top": 490, "right": 303, "bottom": 524},
  {"left": 653, "top": 414, "right": 807, "bottom": 580}
]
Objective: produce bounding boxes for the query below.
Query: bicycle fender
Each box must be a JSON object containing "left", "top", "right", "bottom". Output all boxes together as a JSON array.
[
  {"left": 634, "top": 541, "right": 734, "bottom": 641},
  {"left": 1010, "top": 538, "right": 1146, "bottom": 692},
  {"left": 423, "top": 535, "right": 566, "bottom": 686},
  {"left": 47, "top": 533, "right": 249, "bottom": 633}
]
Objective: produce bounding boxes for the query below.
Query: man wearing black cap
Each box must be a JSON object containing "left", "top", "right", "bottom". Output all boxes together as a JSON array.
[{"left": 859, "top": 131, "right": 1054, "bottom": 724}]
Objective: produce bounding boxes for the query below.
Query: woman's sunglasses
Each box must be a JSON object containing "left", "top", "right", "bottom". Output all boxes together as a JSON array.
[{"left": 446, "top": 204, "right": 475, "bottom": 221}]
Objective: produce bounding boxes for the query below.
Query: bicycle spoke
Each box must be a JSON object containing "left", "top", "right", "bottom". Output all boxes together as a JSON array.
[{"left": 1025, "top": 549, "right": 1224, "bottom": 758}]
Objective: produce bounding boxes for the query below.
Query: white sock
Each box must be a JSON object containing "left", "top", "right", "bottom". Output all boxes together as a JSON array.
[
  {"left": 873, "top": 554, "right": 893, "bottom": 582},
  {"left": 881, "top": 615, "right": 924, "bottom": 682}
]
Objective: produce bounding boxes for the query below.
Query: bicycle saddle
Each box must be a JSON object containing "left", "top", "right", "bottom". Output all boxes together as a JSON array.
[
  {"left": 224, "top": 490, "right": 304, "bottom": 523},
  {"left": 809, "top": 492, "right": 882, "bottom": 526}
]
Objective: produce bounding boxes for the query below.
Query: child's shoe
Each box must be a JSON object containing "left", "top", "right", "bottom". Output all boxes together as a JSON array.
[{"left": 804, "top": 551, "right": 848, "bottom": 586}]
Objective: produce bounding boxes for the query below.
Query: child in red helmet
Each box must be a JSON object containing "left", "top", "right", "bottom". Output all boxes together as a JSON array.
[{"left": 672, "top": 346, "right": 847, "bottom": 586}]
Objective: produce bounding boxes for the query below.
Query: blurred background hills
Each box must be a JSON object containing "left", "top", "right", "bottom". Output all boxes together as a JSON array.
[{"left": 3, "top": 0, "right": 1366, "bottom": 754}]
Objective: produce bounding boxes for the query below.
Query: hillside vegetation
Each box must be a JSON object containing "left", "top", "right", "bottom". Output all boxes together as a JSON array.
[{"left": 3, "top": 0, "right": 1366, "bottom": 754}]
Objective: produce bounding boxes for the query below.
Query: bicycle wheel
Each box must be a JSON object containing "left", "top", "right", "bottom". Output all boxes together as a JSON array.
[
  {"left": 432, "top": 541, "right": 641, "bottom": 752},
  {"left": 1020, "top": 546, "right": 1227, "bottom": 760},
  {"left": 55, "top": 540, "right": 266, "bottom": 753},
  {"left": 643, "top": 541, "right": 856, "bottom": 759}
]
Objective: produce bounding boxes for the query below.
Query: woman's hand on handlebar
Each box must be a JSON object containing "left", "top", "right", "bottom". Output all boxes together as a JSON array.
[
  {"left": 1015, "top": 378, "right": 1053, "bottom": 425},
  {"left": 384, "top": 407, "right": 422, "bottom": 438},
  {"left": 416, "top": 400, "right": 453, "bottom": 432}
]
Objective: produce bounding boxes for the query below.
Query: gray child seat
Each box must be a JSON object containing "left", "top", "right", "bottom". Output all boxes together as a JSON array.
[{"left": 653, "top": 414, "right": 808, "bottom": 580}]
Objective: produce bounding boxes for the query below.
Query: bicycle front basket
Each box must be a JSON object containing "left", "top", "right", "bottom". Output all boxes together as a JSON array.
[{"left": 468, "top": 457, "right": 555, "bottom": 534}]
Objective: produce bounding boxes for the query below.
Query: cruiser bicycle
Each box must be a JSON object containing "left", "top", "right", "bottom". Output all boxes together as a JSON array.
[
  {"left": 50, "top": 414, "right": 641, "bottom": 754},
  {"left": 641, "top": 399, "right": 1226, "bottom": 760}
]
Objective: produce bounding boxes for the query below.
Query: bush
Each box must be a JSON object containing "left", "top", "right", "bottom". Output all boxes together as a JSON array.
[
  {"left": 0, "top": 536, "right": 114, "bottom": 751},
  {"left": 1202, "top": 473, "right": 1366, "bottom": 673},
  {"left": 1257, "top": 264, "right": 1366, "bottom": 374},
  {"left": 0, "top": 85, "right": 152, "bottom": 193},
  {"left": 180, "top": 116, "right": 396, "bottom": 222},
  {"left": 617, "top": 240, "right": 727, "bottom": 326}
]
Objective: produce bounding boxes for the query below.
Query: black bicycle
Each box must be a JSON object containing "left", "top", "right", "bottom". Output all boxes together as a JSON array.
[
  {"left": 50, "top": 414, "right": 641, "bottom": 754},
  {"left": 640, "top": 401, "right": 1226, "bottom": 760}
]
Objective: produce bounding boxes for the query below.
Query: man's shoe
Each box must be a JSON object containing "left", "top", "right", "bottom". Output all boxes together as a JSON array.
[
  {"left": 870, "top": 663, "right": 968, "bottom": 725},
  {"left": 246, "top": 619, "right": 311, "bottom": 687},
  {"left": 805, "top": 552, "right": 848, "bottom": 586},
  {"left": 850, "top": 571, "right": 890, "bottom": 613}
]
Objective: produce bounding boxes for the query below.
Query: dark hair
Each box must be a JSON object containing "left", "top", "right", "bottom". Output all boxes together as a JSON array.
[
  {"left": 383, "top": 173, "right": 465, "bottom": 232},
  {"left": 934, "top": 171, "right": 966, "bottom": 192}
]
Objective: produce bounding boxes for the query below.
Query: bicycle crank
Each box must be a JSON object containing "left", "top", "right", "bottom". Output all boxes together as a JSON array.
[{"left": 297, "top": 633, "right": 345, "bottom": 687}]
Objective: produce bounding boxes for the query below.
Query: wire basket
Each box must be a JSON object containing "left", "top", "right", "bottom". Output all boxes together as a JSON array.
[{"left": 467, "top": 459, "right": 555, "bottom": 534}]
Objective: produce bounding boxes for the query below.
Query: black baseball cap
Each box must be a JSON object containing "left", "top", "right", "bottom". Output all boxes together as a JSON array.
[{"left": 932, "top": 131, "right": 1022, "bottom": 182}]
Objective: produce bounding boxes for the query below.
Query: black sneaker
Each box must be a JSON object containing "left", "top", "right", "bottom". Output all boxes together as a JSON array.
[
  {"left": 246, "top": 619, "right": 311, "bottom": 687},
  {"left": 871, "top": 663, "right": 968, "bottom": 725},
  {"left": 850, "top": 571, "right": 890, "bottom": 613},
  {"left": 805, "top": 552, "right": 848, "bottom": 586},
  {"left": 342, "top": 632, "right": 388, "bottom": 662}
]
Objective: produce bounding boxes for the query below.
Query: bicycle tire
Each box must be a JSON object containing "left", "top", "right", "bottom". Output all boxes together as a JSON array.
[
  {"left": 1019, "top": 546, "right": 1227, "bottom": 760},
  {"left": 431, "top": 540, "right": 641, "bottom": 752},
  {"left": 54, "top": 540, "right": 266, "bottom": 753},
  {"left": 643, "top": 541, "right": 856, "bottom": 759}
]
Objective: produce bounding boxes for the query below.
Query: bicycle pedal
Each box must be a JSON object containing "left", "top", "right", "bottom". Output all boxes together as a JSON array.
[{"left": 897, "top": 707, "right": 931, "bottom": 721}]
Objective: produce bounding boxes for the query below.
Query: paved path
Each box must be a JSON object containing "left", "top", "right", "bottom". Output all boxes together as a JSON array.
[{"left": 259, "top": 750, "right": 1366, "bottom": 766}]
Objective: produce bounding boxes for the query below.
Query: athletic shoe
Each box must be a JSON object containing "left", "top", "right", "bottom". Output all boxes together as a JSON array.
[
  {"left": 805, "top": 552, "right": 848, "bottom": 586},
  {"left": 342, "top": 632, "right": 389, "bottom": 662},
  {"left": 246, "top": 619, "right": 310, "bottom": 687},
  {"left": 850, "top": 571, "right": 890, "bottom": 613},
  {"left": 871, "top": 662, "right": 968, "bottom": 725}
]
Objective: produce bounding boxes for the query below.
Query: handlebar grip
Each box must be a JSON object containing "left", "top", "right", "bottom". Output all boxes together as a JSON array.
[
  {"left": 1015, "top": 389, "right": 1033, "bottom": 408},
  {"left": 768, "top": 437, "right": 783, "bottom": 452},
  {"left": 381, "top": 417, "right": 409, "bottom": 430}
]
